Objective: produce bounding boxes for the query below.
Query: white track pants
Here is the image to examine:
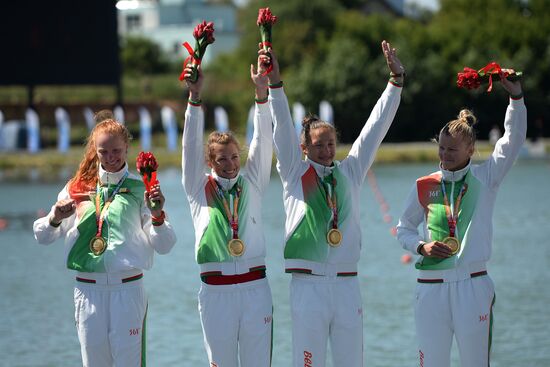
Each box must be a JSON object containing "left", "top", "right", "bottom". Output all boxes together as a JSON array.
[
  {"left": 74, "top": 279, "right": 147, "bottom": 367},
  {"left": 198, "top": 277, "right": 273, "bottom": 367},
  {"left": 415, "top": 275, "right": 495, "bottom": 367},
  {"left": 290, "top": 274, "right": 363, "bottom": 367}
]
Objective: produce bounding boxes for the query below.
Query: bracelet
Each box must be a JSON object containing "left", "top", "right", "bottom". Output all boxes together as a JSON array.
[
  {"left": 255, "top": 96, "right": 269, "bottom": 104},
  {"left": 188, "top": 98, "right": 202, "bottom": 106},
  {"left": 151, "top": 210, "right": 166, "bottom": 226},
  {"left": 416, "top": 242, "right": 426, "bottom": 255},
  {"left": 510, "top": 92, "right": 523, "bottom": 100},
  {"left": 389, "top": 72, "right": 405, "bottom": 78},
  {"left": 49, "top": 217, "right": 62, "bottom": 228},
  {"left": 389, "top": 76, "right": 404, "bottom": 87},
  {"left": 268, "top": 80, "right": 283, "bottom": 88}
]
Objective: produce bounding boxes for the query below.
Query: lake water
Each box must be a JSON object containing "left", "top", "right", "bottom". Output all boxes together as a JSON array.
[{"left": 1, "top": 161, "right": 549, "bottom": 366}]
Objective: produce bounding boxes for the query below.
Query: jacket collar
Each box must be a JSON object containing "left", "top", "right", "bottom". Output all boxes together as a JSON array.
[
  {"left": 99, "top": 162, "right": 128, "bottom": 186},
  {"left": 440, "top": 161, "right": 470, "bottom": 182},
  {"left": 211, "top": 169, "right": 239, "bottom": 191},
  {"left": 306, "top": 157, "right": 338, "bottom": 178}
]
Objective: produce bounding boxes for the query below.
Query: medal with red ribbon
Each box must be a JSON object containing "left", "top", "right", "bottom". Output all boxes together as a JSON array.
[
  {"left": 320, "top": 174, "right": 342, "bottom": 247},
  {"left": 89, "top": 172, "right": 128, "bottom": 256},
  {"left": 209, "top": 177, "right": 245, "bottom": 257},
  {"left": 440, "top": 180, "right": 468, "bottom": 255}
]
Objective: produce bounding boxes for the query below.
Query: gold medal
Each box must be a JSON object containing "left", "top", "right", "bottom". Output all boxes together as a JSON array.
[
  {"left": 327, "top": 228, "right": 342, "bottom": 247},
  {"left": 228, "top": 238, "right": 245, "bottom": 257},
  {"left": 442, "top": 236, "right": 460, "bottom": 255},
  {"left": 89, "top": 236, "right": 107, "bottom": 256}
]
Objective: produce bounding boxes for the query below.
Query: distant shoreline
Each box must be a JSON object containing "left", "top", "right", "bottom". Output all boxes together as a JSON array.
[{"left": 1, "top": 140, "right": 547, "bottom": 181}]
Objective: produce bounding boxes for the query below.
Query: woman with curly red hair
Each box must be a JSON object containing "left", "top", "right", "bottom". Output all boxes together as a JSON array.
[{"left": 33, "top": 118, "right": 176, "bottom": 366}]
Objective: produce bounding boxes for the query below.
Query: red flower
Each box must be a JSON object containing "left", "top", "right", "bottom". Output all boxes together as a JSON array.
[
  {"left": 257, "top": 8, "right": 278, "bottom": 75},
  {"left": 193, "top": 21, "right": 215, "bottom": 45},
  {"left": 136, "top": 151, "right": 158, "bottom": 174},
  {"left": 136, "top": 151, "right": 160, "bottom": 208},
  {"left": 257, "top": 8, "right": 277, "bottom": 26},
  {"left": 457, "top": 67, "right": 481, "bottom": 90},
  {"left": 457, "top": 62, "right": 522, "bottom": 92},
  {"left": 179, "top": 21, "right": 216, "bottom": 82}
]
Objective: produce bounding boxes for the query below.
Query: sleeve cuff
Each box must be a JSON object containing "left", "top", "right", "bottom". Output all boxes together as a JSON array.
[
  {"left": 268, "top": 86, "right": 286, "bottom": 100},
  {"left": 256, "top": 101, "right": 271, "bottom": 113}
]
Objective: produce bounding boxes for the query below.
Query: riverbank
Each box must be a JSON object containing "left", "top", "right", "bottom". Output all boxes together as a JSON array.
[{"left": 0, "top": 140, "right": 547, "bottom": 181}]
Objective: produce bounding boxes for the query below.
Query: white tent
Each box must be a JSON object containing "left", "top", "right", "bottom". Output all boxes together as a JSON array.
[
  {"left": 83, "top": 107, "right": 95, "bottom": 131},
  {"left": 214, "top": 106, "right": 229, "bottom": 132},
  {"left": 161, "top": 106, "right": 178, "bottom": 152},
  {"left": 54, "top": 107, "right": 71, "bottom": 153},
  {"left": 25, "top": 108, "right": 40, "bottom": 153},
  {"left": 292, "top": 102, "right": 306, "bottom": 138},
  {"left": 319, "top": 100, "right": 334, "bottom": 125},
  {"left": 138, "top": 106, "right": 152, "bottom": 151}
]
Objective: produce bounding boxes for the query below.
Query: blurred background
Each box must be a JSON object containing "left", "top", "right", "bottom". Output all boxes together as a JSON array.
[
  {"left": 0, "top": 0, "right": 548, "bottom": 159},
  {"left": 1, "top": 1, "right": 549, "bottom": 366}
]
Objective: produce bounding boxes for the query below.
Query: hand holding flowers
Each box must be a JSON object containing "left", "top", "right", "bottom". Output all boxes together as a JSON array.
[
  {"left": 457, "top": 62, "right": 522, "bottom": 92},
  {"left": 136, "top": 152, "right": 162, "bottom": 211},
  {"left": 257, "top": 8, "right": 277, "bottom": 75},
  {"left": 179, "top": 21, "right": 215, "bottom": 83}
]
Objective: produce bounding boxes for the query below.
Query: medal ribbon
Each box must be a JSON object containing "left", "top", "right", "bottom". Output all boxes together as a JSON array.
[
  {"left": 440, "top": 180, "right": 467, "bottom": 238},
  {"left": 209, "top": 177, "right": 240, "bottom": 240},
  {"left": 321, "top": 175, "right": 338, "bottom": 230},
  {"left": 94, "top": 172, "right": 128, "bottom": 238}
]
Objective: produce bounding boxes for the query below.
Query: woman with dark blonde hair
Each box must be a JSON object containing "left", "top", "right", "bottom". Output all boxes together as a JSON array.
[
  {"left": 265, "top": 41, "right": 404, "bottom": 367},
  {"left": 181, "top": 56, "right": 274, "bottom": 366},
  {"left": 397, "top": 73, "right": 526, "bottom": 367},
  {"left": 33, "top": 118, "right": 176, "bottom": 366}
]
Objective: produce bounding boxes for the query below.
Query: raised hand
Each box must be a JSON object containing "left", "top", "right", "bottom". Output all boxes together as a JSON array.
[
  {"left": 250, "top": 54, "right": 269, "bottom": 92},
  {"left": 259, "top": 46, "right": 281, "bottom": 85},
  {"left": 381, "top": 40, "right": 405, "bottom": 77},
  {"left": 183, "top": 65, "right": 204, "bottom": 101},
  {"left": 499, "top": 69, "right": 522, "bottom": 97}
]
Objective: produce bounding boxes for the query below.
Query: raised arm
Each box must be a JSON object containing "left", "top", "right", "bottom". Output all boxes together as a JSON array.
[
  {"left": 245, "top": 55, "right": 273, "bottom": 193},
  {"left": 481, "top": 73, "right": 527, "bottom": 187},
  {"left": 181, "top": 65, "right": 207, "bottom": 196},
  {"left": 344, "top": 40, "right": 403, "bottom": 184},
  {"left": 265, "top": 47, "right": 304, "bottom": 181}
]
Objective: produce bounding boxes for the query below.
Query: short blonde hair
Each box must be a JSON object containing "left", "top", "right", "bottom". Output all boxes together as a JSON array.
[
  {"left": 438, "top": 109, "right": 477, "bottom": 146},
  {"left": 205, "top": 131, "right": 241, "bottom": 162}
]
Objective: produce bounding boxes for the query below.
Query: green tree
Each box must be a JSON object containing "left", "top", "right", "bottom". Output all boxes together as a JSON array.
[
  {"left": 205, "top": 0, "right": 549, "bottom": 141},
  {"left": 120, "top": 36, "right": 170, "bottom": 75}
]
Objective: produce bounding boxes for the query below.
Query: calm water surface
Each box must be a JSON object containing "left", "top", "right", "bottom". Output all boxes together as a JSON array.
[{"left": 1, "top": 161, "right": 549, "bottom": 366}]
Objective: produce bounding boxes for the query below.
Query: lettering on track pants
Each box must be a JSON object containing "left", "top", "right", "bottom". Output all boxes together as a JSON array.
[
  {"left": 415, "top": 275, "right": 495, "bottom": 367},
  {"left": 74, "top": 280, "right": 147, "bottom": 367}
]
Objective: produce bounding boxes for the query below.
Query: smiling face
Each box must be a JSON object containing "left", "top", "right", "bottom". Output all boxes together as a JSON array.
[
  {"left": 302, "top": 127, "right": 337, "bottom": 166},
  {"left": 438, "top": 132, "right": 474, "bottom": 171},
  {"left": 95, "top": 133, "right": 128, "bottom": 173},
  {"left": 208, "top": 142, "right": 240, "bottom": 179}
]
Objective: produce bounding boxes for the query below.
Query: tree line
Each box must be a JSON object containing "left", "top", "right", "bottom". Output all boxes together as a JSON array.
[{"left": 123, "top": 0, "right": 549, "bottom": 142}]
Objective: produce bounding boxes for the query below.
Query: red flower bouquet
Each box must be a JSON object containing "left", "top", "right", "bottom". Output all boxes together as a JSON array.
[
  {"left": 179, "top": 21, "right": 216, "bottom": 83},
  {"left": 457, "top": 62, "right": 522, "bottom": 92},
  {"left": 136, "top": 151, "right": 160, "bottom": 209},
  {"left": 257, "top": 8, "right": 277, "bottom": 74}
]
